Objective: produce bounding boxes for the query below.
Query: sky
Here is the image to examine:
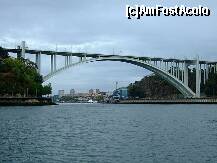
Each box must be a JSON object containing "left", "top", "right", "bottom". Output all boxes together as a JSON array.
[{"left": 0, "top": 0, "right": 217, "bottom": 94}]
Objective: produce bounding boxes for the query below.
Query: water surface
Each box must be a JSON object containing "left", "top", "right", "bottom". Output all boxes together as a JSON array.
[{"left": 0, "top": 104, "right": 217, "bottom": 162}]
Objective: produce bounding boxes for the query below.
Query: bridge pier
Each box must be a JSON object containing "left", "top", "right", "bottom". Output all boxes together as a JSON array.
[
  {"left": 54, "top": 54, "right": 57, "bottom": 71},
  {"left": 214, "top": 64, "right": 217, "bottom": 73},
  {"left": 203, "top": 64, "right": 206, "bottom": 84},
  {"left": 205, "top": 64, "right": 209, "bottom": 81},
  {"left": 208, "top": 64, "right": 211, "bottom": 73},
  {"left": 196, "top": 56, "right": 201, "bottom": 98},
  {"left": 21, "top": 41, "right": 26, "bottom": 58},
  {"left": 50, "top": 54, "right": 57, "bottom": 73},
  {"left": 216, "top": 64, "right": 217, "bottom": 73},
  {"left": 177, "top": 63, "right": 180, "bottom": 79},
  {"left": 65, "top": 56, "right": 67, "bottom": 66},
  {"left": 159, "top": 60, "right": 162, "bottom": 69},
  {"left": 181, "top": 62, "right": 184, "bottom": 82},
  {"left": 166, "top": 62, "right": 169, "bottom": 72},
  {"left": 176, "top": 63, "right": 178, "bottom": 78},
  {"left": 16, "top": 47, "right": 21, "bottom": 59},
  {"left": 184, "top": 61, "right": 189, "bottom": 86},
  {"left": 172, "top": 61, "right": 175, "bottom": 76},
  {"left": 51, "top": 55, "right": 54, "bottom": 73},
  {"left": 69, "top": 56, "right": 72, "bottom": 64},
  {"left": 35, "top": 52, "right": 41, "bottom": 73}
]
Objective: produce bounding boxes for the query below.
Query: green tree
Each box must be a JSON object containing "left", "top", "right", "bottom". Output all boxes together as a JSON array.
[
  {"left": 0, "top": 54, "right": 52, "bottom": 97},
  {"left": 204, "top": 73, "right": 217, "bottom": 97}
]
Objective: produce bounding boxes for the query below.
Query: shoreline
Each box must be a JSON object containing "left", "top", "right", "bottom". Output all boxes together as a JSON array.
[
  {"left": 0, "top": 97, "right": 57, "bottom": 106},
  {"left": 117, "top": 98, "right": 217, "bottom": 104}
]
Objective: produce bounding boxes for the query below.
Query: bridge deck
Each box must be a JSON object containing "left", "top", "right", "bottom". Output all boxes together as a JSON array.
[{"left": 2, "top": 48, "right": 212, "bottom": 64}]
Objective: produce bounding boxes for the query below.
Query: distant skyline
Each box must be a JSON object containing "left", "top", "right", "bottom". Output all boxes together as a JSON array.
[{"left": 0, "top": 0, "right": 216, "bottom": 94}]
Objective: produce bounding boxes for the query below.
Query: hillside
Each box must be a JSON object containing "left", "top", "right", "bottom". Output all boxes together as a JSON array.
[{"left": 128, "top": 69, "right": 217, "bottom": 99}]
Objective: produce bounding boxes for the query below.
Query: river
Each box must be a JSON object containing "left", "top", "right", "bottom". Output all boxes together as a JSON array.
[{"left": 0, "top": 104, "right": 217, "bottom": 162}]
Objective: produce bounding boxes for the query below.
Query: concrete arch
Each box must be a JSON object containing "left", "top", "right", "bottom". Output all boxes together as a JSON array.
[{"left": 43, "top": 56, "right": 196, "bottom": 98}]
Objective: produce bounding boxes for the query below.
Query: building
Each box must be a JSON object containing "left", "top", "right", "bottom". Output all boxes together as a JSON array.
[
  {"left": 70, "top": 89, "right": 75, "bottom": 96},
  {"left": 89, "top": 89, "right": 94, "bottom": 95},
  {"left": 96, "top": 89, "right": 100, "bottom": 94},
  {"left": 112, "top": 87, "right": 128, "bottom": 100},
  {"left": 52, "top": 95, "right": 59, "bottom": 102},
  {"left": 75, "top": 93, "right": 89, "bottom": 97},
  {"left": 58, "top": 90, "right": 64, "bottom": 98}
]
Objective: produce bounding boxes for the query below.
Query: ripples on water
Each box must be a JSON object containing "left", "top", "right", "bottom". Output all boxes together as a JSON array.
[{"left": 0, "top": 104, "right": 217, "bottom": 162}]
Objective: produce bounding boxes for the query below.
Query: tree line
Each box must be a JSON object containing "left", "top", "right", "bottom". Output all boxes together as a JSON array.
[
  {"left": 0, "top": 47, "right": 52, "bottom": 97},
  {"left": 128, "top": 67, "right": 217, "bottom": 99}
]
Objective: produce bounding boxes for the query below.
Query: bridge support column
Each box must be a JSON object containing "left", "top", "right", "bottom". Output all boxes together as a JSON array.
[
  {"left": 203, "top": 64, "right": 206, "bottom": 84},
  {"left": 177, "top": 63, "right": 180, "bottom": 79},
  {"left": 215, "top": 64, "right": 217, "bottom": 73},
  {"left": 172, "top": 61, "right": 175, "bottom": 76},
  {"left": 166, "top": 62, "right": 169, "bottom": 72},
  {"left": 214, "top": 64, "right": 217, "bottom": 74},
  {"left": 35, "top": 52, "right": 41, "bottom": 73},
  {"left": 196, "top": 56, "right": 201, "bottom": 98},
  {"left": 17, "top": 46, "right": 22, "bottom": 59},
  {"left": 164, "top": 62, "right": 166, "bottom": 71},
  {"left": 65, "top": 56, "right": 67, "bottom": 66},
  {"left": 68, "top": 56, "right": 70, "bottom": 65},
  {"left": 181, "top": 62, "right": 184, "bottom": 82},
  {"left": 206, "top": 64, "right": 209, "bottom": 81},
  {"left": 51, "top": 55, "right": 54, "bottom": 73},
  {"left": 175, "top": 63, "right": 178, "bottom": 78},
  {"left": 71, "top": 55, "right": 73, "bottom": 63},
  {"left": 54, "top": 54, "right": 56, "bottom": 71},
  {"left": 184, "top": 61, "right": 188, "bottom": 86},
  {"left": 21, "top": 41, "right": 25, "bottom": 58},
  {"left": 68, "top": 56, "right": 71, "bottom": 64},
  {"left": 168, "top": 62, "right": 171, "bottom": 74}
]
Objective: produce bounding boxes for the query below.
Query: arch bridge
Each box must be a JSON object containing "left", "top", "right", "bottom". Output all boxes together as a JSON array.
[{"left": 3, "top": 41, "right": 217, "bottom": 98}]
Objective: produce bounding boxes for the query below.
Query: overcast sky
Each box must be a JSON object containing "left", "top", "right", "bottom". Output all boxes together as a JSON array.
[{"left": 0, "top": 0, "right": 217, "bottom": 94}]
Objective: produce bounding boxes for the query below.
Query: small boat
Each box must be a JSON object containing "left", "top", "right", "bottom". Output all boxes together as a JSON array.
[{"left": 87, "top": 99, "right": 97, "bottom": 103}]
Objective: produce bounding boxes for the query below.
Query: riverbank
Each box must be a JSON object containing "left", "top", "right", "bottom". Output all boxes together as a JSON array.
[
  {"left": 0, "top": 97, "right": 56, "bottom": 106},
  {"left": 118, "top": 98, "right": 217, "bottom": 104}
]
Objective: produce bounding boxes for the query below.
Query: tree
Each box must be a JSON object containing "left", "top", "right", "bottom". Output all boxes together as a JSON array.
[
  {"left": 0, "top": 47, "right": 9, "bottom": 59},
  {"left": 0, "top": 55, "right": 52, "bottom": 97},
  {"left": 42, "top": 83, "right": 52, "bottom": 95},
  {"left": 128, "top": 74, "right": 180, "bottom": 99},
  {"left": 204, "top": 73, "right": 217, "bottom": 97}
]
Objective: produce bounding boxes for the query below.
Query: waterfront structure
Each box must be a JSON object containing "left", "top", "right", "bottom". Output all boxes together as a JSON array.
[
  {"left": 58, "top": 90, "right": 64, "bottom": 98},
  {"left": 112, "top": 87, "right": 128, "bottom": 100},
  {"left": 75, "top": 93, "right": 89, "bottom": 97},
  {"left": 52, "top": 95, "right": 59, "bottom": 102},
  {"left": 70, "top": 89, "right": 75, "bottom": 96},
  {"left": 89, "top": 89, "right": 94, "bottom": 95},
  {"left": 96, "top": 89, "right": 100, "bottom": 94},
  {"left": 3, "top": 41, "right": 217, "bottom": 98}
]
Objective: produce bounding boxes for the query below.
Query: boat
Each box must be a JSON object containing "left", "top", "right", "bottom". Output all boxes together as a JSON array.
[{"left": 87, "top": 99, "right": 98, "bottom": 103}]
